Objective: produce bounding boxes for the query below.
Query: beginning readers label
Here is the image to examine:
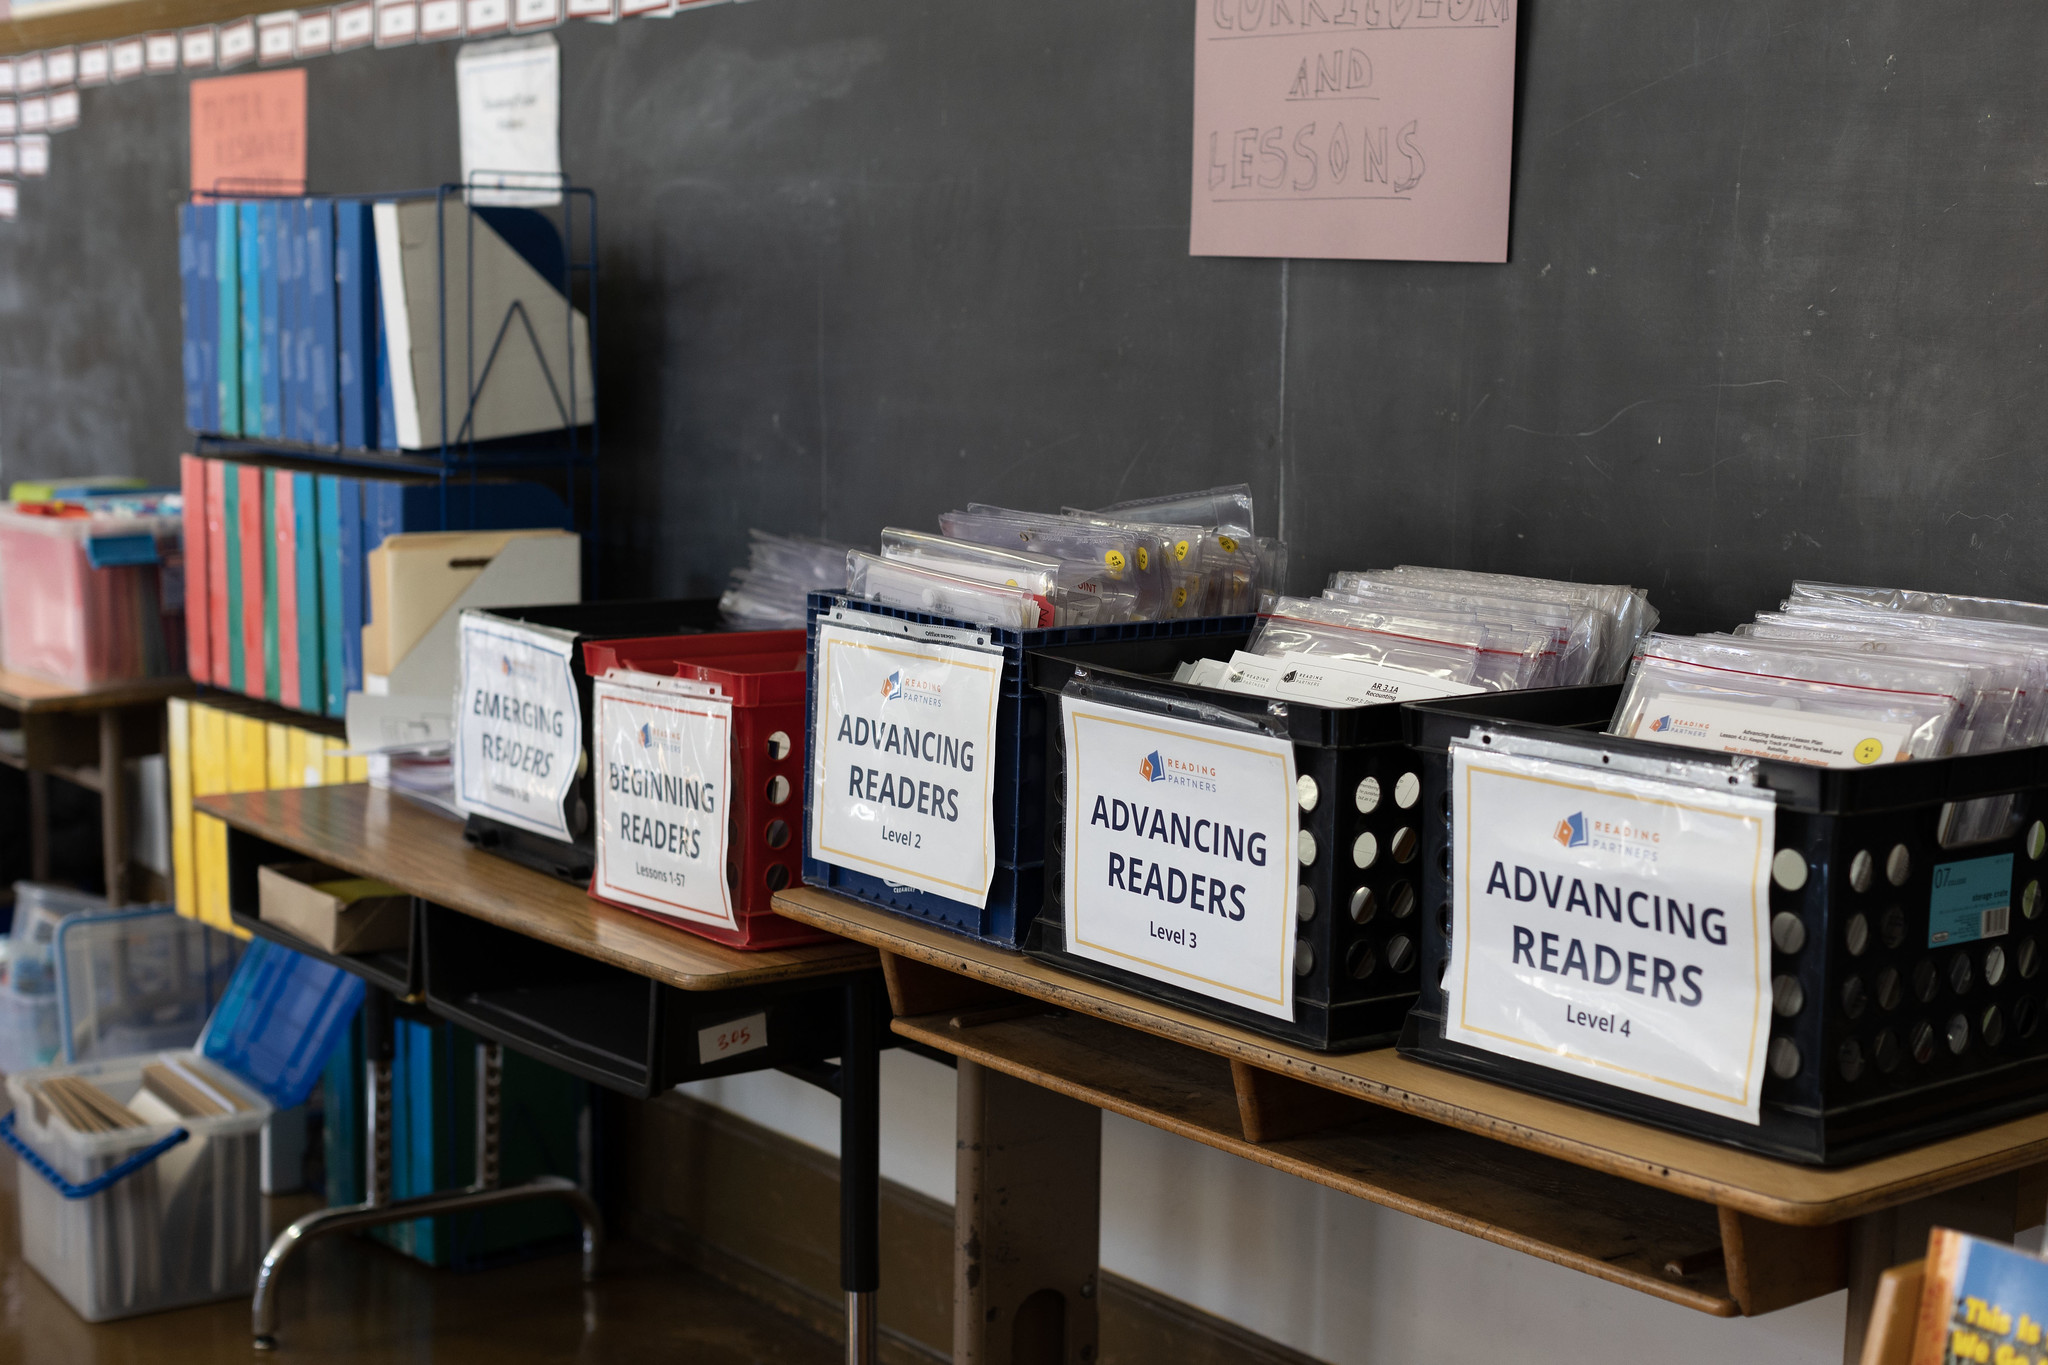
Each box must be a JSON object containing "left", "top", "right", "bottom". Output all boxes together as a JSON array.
[
  {"left": 1061, "top": 696, "right": 1298, "bottom": 1020},
  {"left": 1445, "top": 745, "right": 1776, "bottom": 1124},
  {"left": 591, "top": 676, "right": 735, "bottom": 931},
  {"left": 454, "top": 616, "right": 580, "bottom": 839},
  {"left": 808, "top": 623, "right": 1003, "bottom": 908}
]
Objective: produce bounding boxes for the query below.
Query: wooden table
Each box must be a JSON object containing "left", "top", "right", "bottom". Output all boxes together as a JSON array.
[
  {"left": 195, "top": 785, "right": 888, "bottom": 1362},
  {"left": 0, "top": 670, "right": 188, "bottom": 904},
  {"left": 774, "top": 885, "right": 2048, "bottom": 1364}
]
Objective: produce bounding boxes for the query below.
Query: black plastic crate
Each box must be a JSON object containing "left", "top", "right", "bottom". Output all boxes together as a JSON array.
[
  {"left": 800, "top": 592, "right": 1255, "bottom": 948},
  {"left": 1021, "top": 632, "right": 1453, "bottom": 1050},
  {"left": 458, "top": 598, "right": 722, "bottom": 884},
  {"left": 1401, "top": 691, "right": 2048, "bottom": 1165}
]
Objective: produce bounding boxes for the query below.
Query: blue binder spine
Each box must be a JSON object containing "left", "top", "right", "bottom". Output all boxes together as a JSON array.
[
  {"left": 293, "top": 470, "right": 322, "bottom": 713},
  {"left": 336, "top": 476, "right": 365, "bottom": 696},
  {"left": 306, "top": 198, "right": 338, "bottom": 447},
  {"left": 238, "top": 202, "right": 261, "bottom": 436},
  {"left": 316, "top": 474, "right": 347, "bottom": 717},
  {"left": 259, "top": 199, "right": 281, "bottom": 438},
  {"left": 178, "top": 204, "right": 204, "bottom": 431},
  {"left": 216, "top": 201, "right": 240, "bottom": 437}
]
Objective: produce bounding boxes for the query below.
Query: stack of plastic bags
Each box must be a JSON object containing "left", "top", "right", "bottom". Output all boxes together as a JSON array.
[
  {"left": 719, "top": 529, "right": 856, "bottom": 628},
  {"left": 841, "top": 484, "right": 1289, "bottom": 630},
  {"left": 1174, "top": 566, "right": 1658, "bottom": 708},
  {"left": 1615, "top": 581, "right": 2048, "bottom": 837}
]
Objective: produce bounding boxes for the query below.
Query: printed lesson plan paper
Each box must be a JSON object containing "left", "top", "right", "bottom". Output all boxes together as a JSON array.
[{"left": 1190, "top": 0, "right": 1518, "bottom": 262}]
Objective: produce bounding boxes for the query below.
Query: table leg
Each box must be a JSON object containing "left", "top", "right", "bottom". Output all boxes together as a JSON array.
[
  {"left": 98, "top": 709, "right": 128, "bottom": 905},
  {"left": 955, "top": 1059, "right": 1102, "bottom": 1365},
  {"left": 841, "top": 974, "right": 880, "bottom": 1365},
  {"left": 26, "top": 770, "right": 48, "bottom": 884},
  {"left": 1841, "top": 1173, "right": 2018, "bottom": 1365}
]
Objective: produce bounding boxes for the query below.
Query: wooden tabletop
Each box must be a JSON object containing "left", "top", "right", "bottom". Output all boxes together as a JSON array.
[
  {"left": 196, "top": 784, "right": 876, "bottom": 992},
  {"left": 773, "top": 885, "right": 2048, "bottom": 1226},
  {"left": 0, "top": 669, "right": 189, "bottom": 713}
]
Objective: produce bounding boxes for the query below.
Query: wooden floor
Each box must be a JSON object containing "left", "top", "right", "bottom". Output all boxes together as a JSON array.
[{"left": 0, "top": 1157, "right": 841, "bottom": 1365}]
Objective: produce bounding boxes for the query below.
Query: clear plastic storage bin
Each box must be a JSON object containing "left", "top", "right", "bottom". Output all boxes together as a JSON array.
[
  {"left": 0, "top": 937, "right": 361, "bottom": 1321},
  {"left": 0, "top": 494, "right": 184, "bottom": 687}
]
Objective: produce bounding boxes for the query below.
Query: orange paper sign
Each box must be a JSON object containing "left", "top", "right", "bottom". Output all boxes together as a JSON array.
[{"left": 189, "top": 69, "right": 306, "bottom": 197}]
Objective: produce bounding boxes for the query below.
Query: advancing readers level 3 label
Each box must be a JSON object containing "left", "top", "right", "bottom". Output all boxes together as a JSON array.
[
  {"left": 1061, "top": 696, "right": 1298, "bottom": 1020},
  {"left": 1929, "top": 854, "right": 2013, "bottom": 947},
  {"left": 455, "top": 616, "right": 580, "bottom": 839},
  {"left": 809, "top": 623, "right": 1003, "bottom": 908},
  {"left": 1445, "top": 744, "right": 1776, "bottom": 1124},
  {"left": 1624, "top": 693, "right": 1916, "bottom": 767},
  {"left": 592, "top": 676, "right": 735, "bottom": 930}
]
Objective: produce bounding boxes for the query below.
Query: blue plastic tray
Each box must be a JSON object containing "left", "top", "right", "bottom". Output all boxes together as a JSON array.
[{"left": 198, "top": 936, "right": 364, "bottom": 1111}]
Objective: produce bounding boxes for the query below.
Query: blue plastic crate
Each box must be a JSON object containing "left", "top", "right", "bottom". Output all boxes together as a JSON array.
[
  {"left": 801, "top": 591, "right": 1256, "bottom": 947},
  {"left": 198, "top": 936, "right": 365, "bottom": 1111}
]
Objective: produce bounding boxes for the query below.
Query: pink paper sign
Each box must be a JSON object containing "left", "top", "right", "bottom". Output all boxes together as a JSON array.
[{"left": 1189, "top": 0, "right": 1518, "bottom": 262}]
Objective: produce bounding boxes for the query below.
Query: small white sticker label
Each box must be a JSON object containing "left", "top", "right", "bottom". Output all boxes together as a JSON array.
[
  {"left": 698, "top": 1011, "right": 767, "bottom": 1065},
  {"left": 1060, "top": 695, "right": 1299, "bottom": 1019},
  {"left": 809, "top": 622, "right": 1003, "bottom": 908},
  {"left": 592, "top": 676, "right": 736, "bottom": 930},
  {"left": 1625, "top": 692, "right": 1917, "bottom": 768},
  {"left": 1446, "top": 745, "right": 1776, "bottom": 1124},
  {"left": 454, "top": 616, "right": 581, "bottom": 839}
]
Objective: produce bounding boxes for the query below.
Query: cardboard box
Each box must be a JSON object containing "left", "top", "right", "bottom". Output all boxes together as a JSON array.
[{"left": 257, "top": 860, "right": 409, "bottom": 954}]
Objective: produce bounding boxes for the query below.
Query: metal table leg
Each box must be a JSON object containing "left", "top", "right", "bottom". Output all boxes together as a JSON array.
[
  {"left": 841, "top": 974, "right": 880, "bottom": 1365},
  {"left": 98, "top": 709, "right": 128, "bottom": 906},
  {"left": 251, "top": 992, "right": 604, "bottom": 1350}
]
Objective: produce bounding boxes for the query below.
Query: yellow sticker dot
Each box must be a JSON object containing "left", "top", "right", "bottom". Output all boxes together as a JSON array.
[
  {"left": 1853, "top": 738, "right": 1883, "bottom": 765},
  {"left": 1104, "top": 550, "right": 1126, "bottom": 574},
  {"left": 1136, "top": 546, "right": 1150, "bottom": 571},
  {"left": 1174, "top": 585, "right": 1188, "bottom": 608},
  {"left": 1174, "top": 539, "right": 1191, "bottom": 562},
  {"left": 1217, "top": 535, "right": 1239, "bottom": 554}
]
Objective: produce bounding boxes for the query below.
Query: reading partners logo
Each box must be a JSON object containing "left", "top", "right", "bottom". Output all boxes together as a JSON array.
[
  {"left": 637, "top": 720, "right": 683, "bottom": 756},
  {"left": 639, "top": 722, "right": 653, "bottom": 748},
  {"left": 498, "top": 654, "right": 538, "bottom": 680},
  {"left": 878, "top": 670, "right": 942, "bottom": 709},
  {"left": 1138, "top": 749, "right": 1218, "bottom": 793},
  {"left": 1649, "top": 714, "right": 1711, "bottom": 739},
  {"left": 1556, "top": 809, "right": 1661, "bottom": 863}
]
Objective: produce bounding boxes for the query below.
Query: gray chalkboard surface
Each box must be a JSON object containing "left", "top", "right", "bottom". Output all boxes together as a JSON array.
[{"left": 0, "top": 0, "right": 2039, "bottom": 632}]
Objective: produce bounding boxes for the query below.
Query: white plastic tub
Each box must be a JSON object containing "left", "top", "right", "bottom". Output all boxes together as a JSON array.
[{"left": 3, "top": 1051, "right": 271, "bottom": 1321}]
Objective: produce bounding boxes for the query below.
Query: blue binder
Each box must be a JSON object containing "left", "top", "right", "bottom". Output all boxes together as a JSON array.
[
  {"left": 178, "top": 204, "right": 204, "bottom": 431},
  {"left": 305, "top": 198, "right": 338, "bottom": 446},
  {"left": 259, "top": 200, "right": 281, "bottom": 439},
  {"left": 316, "top": 474, "right": 347, "bottom": 717},
  {"left": 277, "top": 198, "right": 299, "bottom": 443},
  {"left": 238, "top": 203, "right": 261, "bottom": 436},
  {"left": 216, "top": 203, "right": 240, "bottom": 437},
  {"left": 293, "top": 470, "right": 322, "bottom": 713},
  {"left": 336, "top": 201, "right": 378, "bottom": 451},
  {"left": 336, "top": 476, "right": 365, "bottom": 696}
]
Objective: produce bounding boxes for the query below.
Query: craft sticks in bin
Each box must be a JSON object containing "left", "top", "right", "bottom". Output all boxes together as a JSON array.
[
  {"left": 800, "top": 591, "right": 1255, "bottom": 948},
  {"left": 1403, "top": 693, "right": 2048, "bottom": 1165},
  {"left": 1, "top": 938, "right": 361, "bottom": 1321}
]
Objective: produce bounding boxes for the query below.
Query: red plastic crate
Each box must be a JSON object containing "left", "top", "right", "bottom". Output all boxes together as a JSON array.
[{"left": 581, "top": 630, "right": 830, "bottom": 951}]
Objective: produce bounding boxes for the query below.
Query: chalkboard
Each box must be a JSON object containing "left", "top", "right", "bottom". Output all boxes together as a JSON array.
[{"left": 0, "top": 0, "right": 2041, "bottom": 633}]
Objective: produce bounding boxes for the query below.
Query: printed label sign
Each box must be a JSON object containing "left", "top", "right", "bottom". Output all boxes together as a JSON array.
[
  {"left": 698, "top": 1011, "right": 767, "bottom": 1065},
  {"left": 809, "top": 622, "right": 1002, "bottom": 908},
  {"left": 1061, "top": 696, "right": 1298, "bottom": 1019},
  {"left": 1446, "top": 745, "right": 1776, "bottom": 1124},
  {"left": 591, "top": 676, "right": 735, "bottom": 930},
  {"left": 1623, "top": 693, "right": 1916, "bottom": 767},
  {"left": 453, "top": 616, "right": 580, "bottom": 839},
  {"left": 1930, "top": 854, "right": 2012, "bottom": 947}
]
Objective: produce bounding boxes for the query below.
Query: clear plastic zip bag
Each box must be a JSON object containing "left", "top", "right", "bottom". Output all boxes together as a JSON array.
[
  {"left": 1373, "top": 566, "right": 1658, "bottom": 684},
  {"left": 939, "top": 506, "right": 1144, "bottom": 622},
  {"left": 844, "top": 550, "right": 1044, "bottom": 630},
  {"left": 1612, "top": 634, "right": 1970, "bottom": 766},
  {"left": 1248, "top": 596, "right": 1495, "bottom": 689}
]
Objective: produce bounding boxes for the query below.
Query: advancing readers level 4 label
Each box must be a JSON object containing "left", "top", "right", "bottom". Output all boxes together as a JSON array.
[
  {"left": 809, "top": 623, "right": 1003, "bottom": 908},
  {"left": 1445, "top": 745, "right": 1776, "bottom": 1124},
  {"left": 1623, "top": 693, "right": 1916, "bottom": 767},
  {"left": 454, "top": 617, "right": 580, "bottom": 839},
  {"left": 592, "top": 676, "right": 735, "bottom": 930},
  {"left": 1061, "top": 696, "right": 1298, "bottom": 1020}
]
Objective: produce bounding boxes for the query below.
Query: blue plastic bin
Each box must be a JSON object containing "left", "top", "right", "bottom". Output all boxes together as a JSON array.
[{"left": 801, "top": 591, "right": 1255, "bottom": 947}]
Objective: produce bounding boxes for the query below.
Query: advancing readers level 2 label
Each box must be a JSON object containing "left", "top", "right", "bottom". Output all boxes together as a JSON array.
[
  {"left": 1061, "top": 696, "right": 1298, "bottom": 1020},
  {"left": 1445, "top": 745, "right": 1776, "bottom": 1125},
  {"left": 809, "top": 623, "right": 1003, "bottom": 908},
  {"left": 592, "top": 676, "right": 735, "bottom": 930},
  {"left": 454, "top": 617, "right": 580, "bottom": 839},
  {"left": 1929, "top": 854, "right": 2013, "bottom": 947},
  {"left": 1624, "top": 692, "right": 1917, "bottom": 767}
]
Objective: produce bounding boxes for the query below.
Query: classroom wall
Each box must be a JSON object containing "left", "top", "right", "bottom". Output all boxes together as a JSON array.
[
  {"left": 683, "top": 1055, "right": 1852, "bottom": 1365},
  {"left": 4, "top": 1, "right": 2046, "bottom": 632}
]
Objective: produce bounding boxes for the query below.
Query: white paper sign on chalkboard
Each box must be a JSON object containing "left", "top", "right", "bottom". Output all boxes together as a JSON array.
[
  {"left": 1445, "top": 741, "right": 1776, "bottom": 1124},
  {"left": 1190, "top": 0, "right": 1519, "bottom": 262}
]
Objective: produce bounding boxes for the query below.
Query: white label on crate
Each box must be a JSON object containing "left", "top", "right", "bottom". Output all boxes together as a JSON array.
[
  {"left": 809, "top": 622, "right": 1002, "bottom": 909},
  {"left": 453, "top": 616, "right": 580, "bottom": 839},
  {"left": 591, "top": 675, "right": 736, "bottom": 930},
  {"left": 698, "top": 1011, "right": 767, "bottom": 1065},
  {"left": 1445, "top": 745, "right": 1777, "bottom": 1125},
  {"left": 1060, "top": 696, "right": 1299, "bottom": 1020},
  {"left": 1620, "top": 690, "right": 1919, "bottom": 768}
]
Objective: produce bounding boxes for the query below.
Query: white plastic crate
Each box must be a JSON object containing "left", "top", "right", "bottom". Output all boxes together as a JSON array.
[{"left": 2, "top": 1052, "right": 270, "bottom": 1322}]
